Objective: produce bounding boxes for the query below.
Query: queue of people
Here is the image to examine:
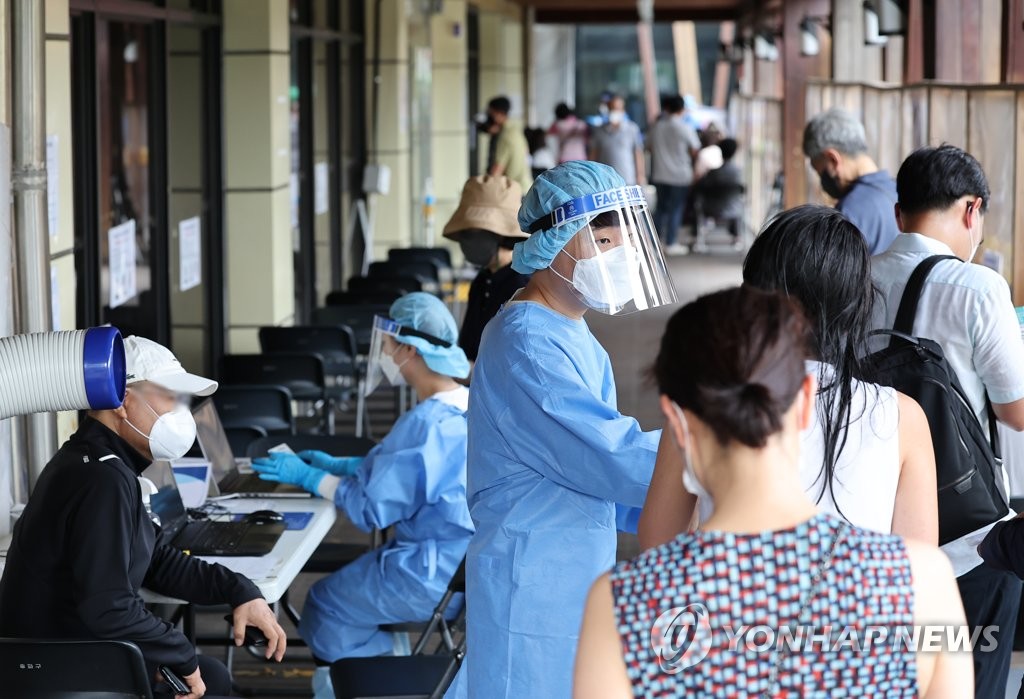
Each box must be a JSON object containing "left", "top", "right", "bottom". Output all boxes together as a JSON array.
[{"left": 5, "top": 124, "right": 1024, "bottom": 699}]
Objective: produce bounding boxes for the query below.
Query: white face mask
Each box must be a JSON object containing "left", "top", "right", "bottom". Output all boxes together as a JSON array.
[
  {"left": 557, "top": 244, "right": 638, "bottom": 309},
  {"left": 380, "top": 350, "right": 408, "bottom": 386},
  {"left": 672, "top": 402, "right": 713, "bottom": 507},
  {"left": 608, "top": 110, "right": 625, "bottom": 125},
  {"left": 126, "top": 392, "right": 197, "bottom": 461}
]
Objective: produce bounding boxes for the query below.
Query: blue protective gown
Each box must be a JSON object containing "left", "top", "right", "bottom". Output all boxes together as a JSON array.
[
  {"left": 299, "top": 393, "right": 474, "bottom": 661},
  {"left": 446, "top": 301, "right": 659, "bottom": 698}
]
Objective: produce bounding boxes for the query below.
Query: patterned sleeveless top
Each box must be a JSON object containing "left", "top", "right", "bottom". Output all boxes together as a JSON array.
[{"left": 610, "top": 514, "right": 916, "bottom": 697}]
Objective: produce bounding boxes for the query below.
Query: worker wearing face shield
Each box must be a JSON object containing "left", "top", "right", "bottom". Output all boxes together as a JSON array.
[
  {"left": 442, "top": 175, "right": 531, "bottom": 366},
  {"left": 444, "top": 160, "right": 678, "bottom": 698},
  {"left": 251, "top": 293, "right": 474, "bottom": 699}
]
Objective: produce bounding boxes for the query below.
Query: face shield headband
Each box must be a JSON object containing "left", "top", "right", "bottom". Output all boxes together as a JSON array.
[{"left": 529, "top": 186, "right": 678, "bottom": 315}]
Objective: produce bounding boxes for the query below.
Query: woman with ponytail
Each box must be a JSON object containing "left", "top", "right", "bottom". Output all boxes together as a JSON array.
[
  {"left": 575, "top": 285, "right": 967, "bottom": 698},
  {"left": 638, "top": 205, "right": 937, "bottom": 548}
]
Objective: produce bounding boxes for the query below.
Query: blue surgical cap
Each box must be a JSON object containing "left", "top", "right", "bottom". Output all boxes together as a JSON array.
[
  {"left": 512, "top": 161, "right": 626, "bottom": 273},
  {"left": 389, "top": 292, "right": 470, "bottom": 380}
]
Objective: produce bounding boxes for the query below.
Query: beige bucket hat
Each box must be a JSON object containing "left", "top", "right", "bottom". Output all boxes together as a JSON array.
[{"left": 442, "top": 175, "right": 527, "bottom": 240}]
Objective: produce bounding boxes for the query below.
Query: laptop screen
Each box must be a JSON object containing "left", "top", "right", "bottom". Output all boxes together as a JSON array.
[
  {"left": 143, "top": 460, "right": 187, "bottom": 528},
  {"left": 192, "top": 398, "right": 237, "bottom": 481}
]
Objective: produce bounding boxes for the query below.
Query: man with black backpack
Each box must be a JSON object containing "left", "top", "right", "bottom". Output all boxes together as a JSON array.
[{"left": 868, "top": 145, "right": 1024, "bottom": 699}]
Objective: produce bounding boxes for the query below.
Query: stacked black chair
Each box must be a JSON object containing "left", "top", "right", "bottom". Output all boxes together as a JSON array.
[
  {"left": 259, "top": 326, "right": 364, "bottom": 437},
  {"left": 212, "top": 385, "right": 295, "bottom": 435},
  {"left": 369, "top": 261, "right": 441, "bottom": 296},
  {"left": 0, "top": 638, "right": 153, "bottom": 699},
  {"left": 221, "top": 353, "right": 333, "bottom": 434},
  {"left": 349, "top": 275, "right": 422, "bottom": 296},
  {"left": 388, "top": 246, "right": 452, "bottom": 271},
  {"left": 312, "top": 304, "right": 391, "bottom": 356},
  {"left": 326, "top": 289, "right": 404, "bottom": 307},
  {"left": 223, "top": 424, "right": 268, "bottom": 456}
]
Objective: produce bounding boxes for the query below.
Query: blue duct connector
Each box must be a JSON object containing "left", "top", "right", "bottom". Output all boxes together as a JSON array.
[{"left": 0, "top": 327, "right": 126, "bottom": 420}]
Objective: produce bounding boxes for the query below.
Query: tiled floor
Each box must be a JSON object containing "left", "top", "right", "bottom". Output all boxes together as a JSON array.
[{"left": 193, "top": 240, "right": 750, "bottom": 697}]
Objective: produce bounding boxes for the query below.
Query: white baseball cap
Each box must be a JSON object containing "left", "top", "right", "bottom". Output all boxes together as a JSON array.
[{"left": 123, "top": 335, "right": 218, "bottom": 397}]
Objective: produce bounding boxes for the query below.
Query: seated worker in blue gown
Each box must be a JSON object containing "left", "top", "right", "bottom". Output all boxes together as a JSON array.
[{"left": 251, "top": 292, "right": 474, "bottom": 699}]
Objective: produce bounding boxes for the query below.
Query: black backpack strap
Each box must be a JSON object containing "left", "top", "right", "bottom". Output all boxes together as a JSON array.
[{"left": 890, "top": 255, "right": 959, "bottom": 345}]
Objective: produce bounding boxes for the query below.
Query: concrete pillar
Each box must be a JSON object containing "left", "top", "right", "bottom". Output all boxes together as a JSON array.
[
  {"left": 430, "top": 0, "right": 469, "bottom": 249},
  {"left": 364, "top": 0, "right": 411, "bottom": 261},
  {"left": 166, "top": 22, "right": 207, "bottom": 372},
  {"left": 45, "top": 0, "right": 78, "bottom": 446},
  {"left": 222, "top": 0, "right": 293, "bottom": 352},
  {"left": 476, "top": 4, "right": 525, "bottom": 174}
]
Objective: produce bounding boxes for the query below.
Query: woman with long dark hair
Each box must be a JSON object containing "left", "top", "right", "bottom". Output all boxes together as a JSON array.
[
  {"left": 575, "top": 285, "right": 967, "bottom": 698},
  {"left": 638, "top": 205, "right": 937, "bottom": 547}
]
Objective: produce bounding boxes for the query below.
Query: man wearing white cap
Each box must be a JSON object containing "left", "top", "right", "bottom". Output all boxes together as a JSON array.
[{"left": 0, "top": 336, "right": 287, "bottom": 699}]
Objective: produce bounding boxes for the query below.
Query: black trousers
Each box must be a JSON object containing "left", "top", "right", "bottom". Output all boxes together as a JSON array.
[
  {"left": 958, "top": 563, "right": 1022, "bottom": 699},
  {"left": 150, "top": 654, "right": 234, "bottom": 698}
]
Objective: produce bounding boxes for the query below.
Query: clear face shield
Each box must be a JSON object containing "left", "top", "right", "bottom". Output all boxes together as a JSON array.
[
  {"left": 529, "top": 185, "right": 677, "bottom": 315},
  {"left": 363, "top": 315, "right": 456, "bottom": 396}
]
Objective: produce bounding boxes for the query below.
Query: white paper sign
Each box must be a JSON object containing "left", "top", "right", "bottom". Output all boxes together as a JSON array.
[
  {"left": 46, "top": 134, "right": 58, "bottom": 239},
  {"left": 314, "top": 161, "right": 329, "bottom": 215},
  {"left": 178, "top": 216, "right": 202, "bottom": 291},
  {"left": 50, "top": 265, "right": 60, "bottom": 331},
  {"left": 108, "top": 219, "right": 137, "bottom": 309}
]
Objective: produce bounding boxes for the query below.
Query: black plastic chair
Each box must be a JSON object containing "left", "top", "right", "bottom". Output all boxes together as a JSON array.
[
  {"left": 325, "top": 289, "right": 405, "bottom": 307},
  {"left": 224, "top": 424, "right": 268, "bottom": 456},
  {"left": 369, "top": 261, "right": 442, "bottom": 297},
  {"left": 0, "top": 637, "right": 153, "bottom": 699},
  {"left": 258, "top": 326, "right": 358, "bottom": 379},
  {"left": 212, "top": 385, "right": 295, "bottom": 435},
  {"left": 221, "top": 353, "right": 334, "bottom": 433},
  {"left": 312, "top": 304, "right": 391, "bottom": 356},
  {"left": 330, "top": 560, "right": 467, "bottom": 699},
  {"left": 388, "top": 246, "right": 452, "bottom": 271},
  {"left": 349, "top": 274, "right": 423, "bottom": 295},
  {"left": 259, "top": 326, "right": 364, "bottom": 435}
]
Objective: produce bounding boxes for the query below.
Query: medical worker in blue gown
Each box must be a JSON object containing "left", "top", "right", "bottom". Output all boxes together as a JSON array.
[
  {"left": 252, "top": 293, "right": 474, "bottom": 699},
  {"left": 445, "top": 161, "right": 678, "bottom": 698}
]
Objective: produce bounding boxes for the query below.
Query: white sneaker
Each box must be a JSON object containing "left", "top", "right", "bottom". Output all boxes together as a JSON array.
[{"left": 664, "top": 243, "right": 689, "bottom": 256}]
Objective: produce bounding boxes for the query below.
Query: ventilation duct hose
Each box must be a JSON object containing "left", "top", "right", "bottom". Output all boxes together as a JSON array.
[{"left": 0, "top": 327, "right": 126, "bottom": 420}]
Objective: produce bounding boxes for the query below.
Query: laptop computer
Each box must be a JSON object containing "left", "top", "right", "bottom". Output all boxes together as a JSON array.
[
  {"left": 144, "top": 461, "right": 285, "bottom": 556},
  {"left": 191, "top": 398, "right": 310, "bottom": 498}
]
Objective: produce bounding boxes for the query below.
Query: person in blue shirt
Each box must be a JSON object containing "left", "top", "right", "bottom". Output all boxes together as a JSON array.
[
  {"left": 445, "top": 161, "right": 677, "bottom": 698},
  {"left": 803, "top": 107, "right": 900, "bottom": 255},
  {"left": 252, "top": 292, "right": 473, "bottom": 699}
]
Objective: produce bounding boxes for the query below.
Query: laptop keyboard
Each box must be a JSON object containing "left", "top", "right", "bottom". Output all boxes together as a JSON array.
[
  {"left": 179, "top": 522, "right": 249, "bottom": 553},
  {"left": 221, "top": 472, "right": 280, "bottom": 493}
]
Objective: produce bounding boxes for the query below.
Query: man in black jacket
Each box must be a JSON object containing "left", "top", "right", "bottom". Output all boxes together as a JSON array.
[{"left": 0, "top": 336, "right": 286, "bottom": 698}]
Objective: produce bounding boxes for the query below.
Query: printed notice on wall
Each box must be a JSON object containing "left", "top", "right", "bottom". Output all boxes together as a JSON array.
[
  {"left": 314, "top": 161, "right": 329, "bottom": 215},
  {"left": 46, "top": 134, "right": 58, "bottom": 239},
  {"left": 108, "top": 219, "right": 137, "bottom": 309},
  {"left": 179, "top": 216, "right": 202, "bottom": 292}
]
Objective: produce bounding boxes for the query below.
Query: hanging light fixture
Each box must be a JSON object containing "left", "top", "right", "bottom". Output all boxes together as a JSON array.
[
  {"left": 799, "top": 16, "right": 830, "bottom": 57},
  {"left": 754, "top": 33, "right": 779, "bottom": 62},
  {"left": 863, "top": 1, "right": 889, "bottom": 46},
  {"left": 875, "top": 0, "right": 908, "bottom": 35}
]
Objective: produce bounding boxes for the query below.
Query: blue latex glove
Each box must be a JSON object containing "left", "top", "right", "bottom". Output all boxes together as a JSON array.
[
  {"left": 298, "top": 450, "right": 365, "bottom": 477},
  {"left": 252, "top": 453, "right": 327, "bottom": 495}
]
